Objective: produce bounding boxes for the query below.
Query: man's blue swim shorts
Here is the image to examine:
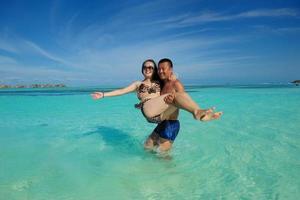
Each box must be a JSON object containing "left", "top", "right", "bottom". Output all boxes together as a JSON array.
[{"left": 154, "top": 120, "right": 180, "bottom": 141}]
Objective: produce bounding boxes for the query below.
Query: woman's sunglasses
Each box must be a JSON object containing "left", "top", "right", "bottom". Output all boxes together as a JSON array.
[{"left": 143, "top": 66, "right": 154, "bottom": 70}]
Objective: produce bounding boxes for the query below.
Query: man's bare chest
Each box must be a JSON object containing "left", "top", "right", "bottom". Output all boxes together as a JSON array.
[{"left": 161, "top": 82, "right": 176, "bottom": 94}]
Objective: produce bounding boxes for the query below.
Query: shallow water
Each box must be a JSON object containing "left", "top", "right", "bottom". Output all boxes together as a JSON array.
[{"left": 1, "top": 85, "right": 299, "bottom": 199}]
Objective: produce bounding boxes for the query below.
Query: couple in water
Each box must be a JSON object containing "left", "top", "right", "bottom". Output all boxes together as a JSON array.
[{"left": 91, "top": 58, "right": 222, "bottom": 152}]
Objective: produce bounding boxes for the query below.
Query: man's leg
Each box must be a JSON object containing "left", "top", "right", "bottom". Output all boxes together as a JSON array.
[
  {"left": 144, "top": 131, "right": 159, "bottom": 151},
  {"left": 157, "top": 137, "right": 173, "bottom": 152}
]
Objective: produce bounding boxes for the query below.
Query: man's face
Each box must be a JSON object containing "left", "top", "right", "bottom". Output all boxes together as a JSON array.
[{"left": 158, "top": 62, "right": 172, "bottom": 80}]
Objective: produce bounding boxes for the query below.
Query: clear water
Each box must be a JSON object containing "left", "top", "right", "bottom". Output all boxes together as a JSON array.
[{"left": 1, "top": 85, "right": 299, "bottom": 199}]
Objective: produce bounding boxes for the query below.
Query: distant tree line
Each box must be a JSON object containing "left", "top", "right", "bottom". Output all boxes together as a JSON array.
[
  {"left": 0, "top": 83, "right": 66, "bottom": 89},
  {"left": 291, "top": 80, "right": 300, "bottom": 86}
]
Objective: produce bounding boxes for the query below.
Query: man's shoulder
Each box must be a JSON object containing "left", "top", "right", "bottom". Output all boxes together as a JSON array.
[
  {"left": 165, "top": 79, "right": 181, "bottom": 85},
  {"left": 173, "top": 79, "right": 182, "bottom": 85},
  {"left": 162, "top": 79, "right": 184, "bottom": 91},
  {"left": 173, "top": 79, "right": 183, "bottom": 87},
  {"left": 173, "top": 79, "right": 184, "bottom": 91}
]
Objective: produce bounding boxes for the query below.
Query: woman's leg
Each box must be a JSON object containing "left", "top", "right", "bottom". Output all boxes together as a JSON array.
[
  {"left": 173, "top": 92, "right": 200, "bottom": 114},
  {"left": 142, "top": 94, "right": 176, "bottom": 118},
  {"left": 172, "top": 92, "right": 222, "bottom": 120},
  {"left": 142, "top": 93, "right": 221, "bottom": 121}
]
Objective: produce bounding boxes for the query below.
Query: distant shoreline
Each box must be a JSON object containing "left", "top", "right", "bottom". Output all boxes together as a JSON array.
[
  {"left": 0, "top": 84, "right": 66, "bottom": 89},
  {"left": 0, "top": 82, "right": 298, "bottom": 90}
]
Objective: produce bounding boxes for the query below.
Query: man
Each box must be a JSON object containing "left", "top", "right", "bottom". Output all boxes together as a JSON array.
[{"left": 144, "top": 58, "right": 185, "bottom": 152}]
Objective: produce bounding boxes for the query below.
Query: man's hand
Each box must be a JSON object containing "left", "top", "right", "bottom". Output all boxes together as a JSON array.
[{"left": 164, "top": 92, "right": 175, "bottom": 104}]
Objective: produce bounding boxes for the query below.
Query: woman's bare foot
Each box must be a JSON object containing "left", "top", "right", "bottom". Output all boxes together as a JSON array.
[
  {"left": 193, "top": 109, "right": 207, "bottom": 120},
  {"left": 202, "top": 111, "right": 222, "bottom": 121},
  {"left": 193, "top": 108, "right": 222, "bottom": 121}
]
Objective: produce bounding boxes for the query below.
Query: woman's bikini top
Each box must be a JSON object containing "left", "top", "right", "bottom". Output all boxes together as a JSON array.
[{"left": 137, "top": 81, "right": 161, "bottom": 100}]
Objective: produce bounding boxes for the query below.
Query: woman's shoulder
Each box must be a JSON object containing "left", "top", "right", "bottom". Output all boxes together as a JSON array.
[
  {"left": 132, "top": 81, "right": 144, "bottom": 90},
  {"left": 132, "top": 81, "right": 142, "bottom": 86}
]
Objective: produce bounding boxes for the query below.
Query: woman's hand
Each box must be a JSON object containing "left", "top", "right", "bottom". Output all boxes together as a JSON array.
[
  {"left": 91, "top": 92, "right": 104, "bottom": 100},
  {"left": 170, "top": 73, "right": 177, "bottom": 81},
  {"left": 134, "top": 102, "right": 142, "bottom": 109}
]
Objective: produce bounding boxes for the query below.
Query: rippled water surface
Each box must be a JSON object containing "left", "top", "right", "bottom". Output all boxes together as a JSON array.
[{"left": 1, "top": 85, "right": 299, "bottom": 199}]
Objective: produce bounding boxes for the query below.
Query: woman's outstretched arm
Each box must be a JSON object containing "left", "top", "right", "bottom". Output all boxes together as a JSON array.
[{"left": 91, "top": 81, "right": 140, "bottom": 100}]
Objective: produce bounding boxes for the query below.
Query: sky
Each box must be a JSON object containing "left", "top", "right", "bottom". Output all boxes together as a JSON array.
[{"left": 0, "top": 0, "right": 299, "bottom": 86}]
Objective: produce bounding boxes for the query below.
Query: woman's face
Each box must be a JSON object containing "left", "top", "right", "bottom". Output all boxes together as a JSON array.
[{"left": 142, "top": 61, "right": 155, "bottom": 79}]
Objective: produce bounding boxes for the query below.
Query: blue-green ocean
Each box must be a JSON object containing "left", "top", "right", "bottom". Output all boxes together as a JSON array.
[{"left": 0, "top": 85, "right": 299, "bottom": 199}]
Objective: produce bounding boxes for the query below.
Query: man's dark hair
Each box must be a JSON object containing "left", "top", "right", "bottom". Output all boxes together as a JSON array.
[{"left": 158, "top": 58, "right": 173, "bottom": 68}]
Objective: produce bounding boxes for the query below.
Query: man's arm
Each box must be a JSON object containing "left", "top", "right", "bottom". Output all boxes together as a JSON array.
[{"left": 164, "top": 80, "right": 185, "bottom": 104}]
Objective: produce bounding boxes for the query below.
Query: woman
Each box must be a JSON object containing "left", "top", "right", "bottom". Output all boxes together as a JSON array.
[{"left": 91, "top": 59, "right": 220, "bottom": 123}]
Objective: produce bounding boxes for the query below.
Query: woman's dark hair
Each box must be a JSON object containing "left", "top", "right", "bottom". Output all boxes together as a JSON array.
[{"left": 141, "top": 59, "right": 162, "bottom": 86}]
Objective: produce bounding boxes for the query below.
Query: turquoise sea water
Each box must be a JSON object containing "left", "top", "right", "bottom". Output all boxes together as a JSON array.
[{"left": 0, "top": 85, "right": 299, "bottom": 199}]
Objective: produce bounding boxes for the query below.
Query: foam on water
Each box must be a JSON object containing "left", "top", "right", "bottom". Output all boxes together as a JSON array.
[{"left": 0, "top": 85, "right": 299, "bottom": 199}]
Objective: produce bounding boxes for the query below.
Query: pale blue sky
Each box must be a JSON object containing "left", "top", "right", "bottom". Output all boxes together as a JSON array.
[{"left": 0, "top": 0, "right": 299, "bottom": 86}]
